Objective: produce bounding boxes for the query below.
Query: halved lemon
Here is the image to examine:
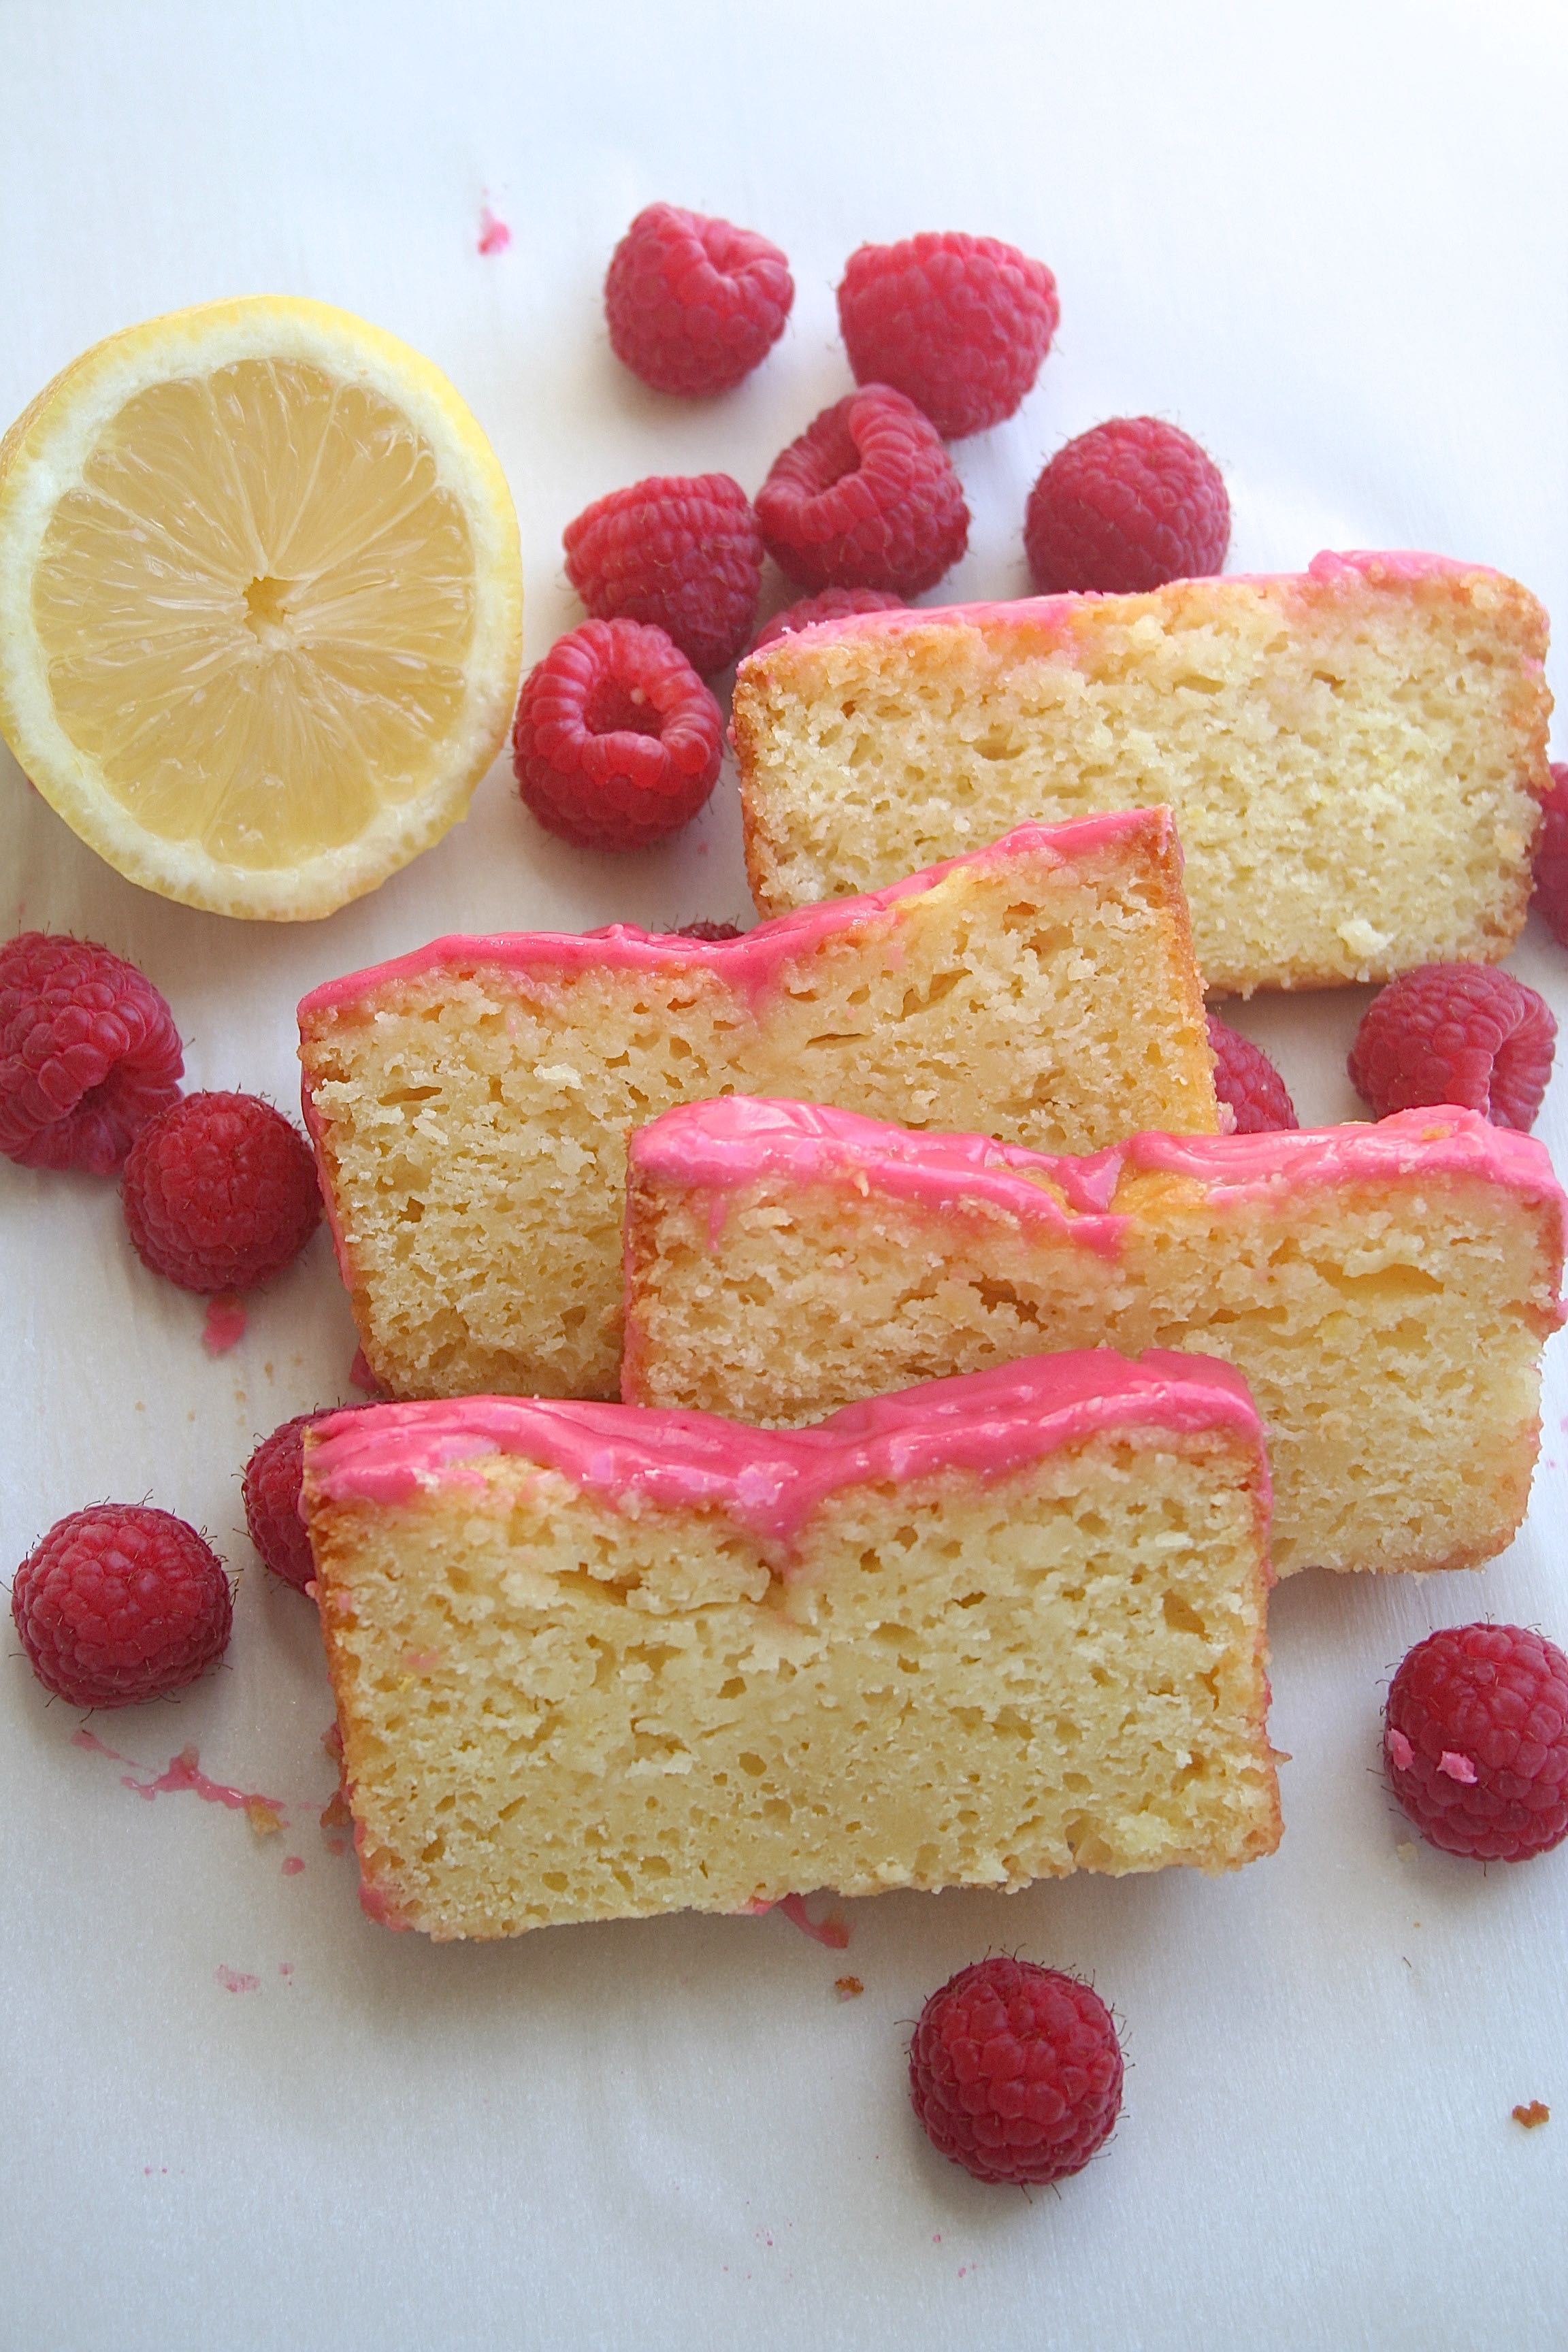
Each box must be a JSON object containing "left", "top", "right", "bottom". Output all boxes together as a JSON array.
[{"left": 0, "top": 296, "right": 522, "bottom": 918}]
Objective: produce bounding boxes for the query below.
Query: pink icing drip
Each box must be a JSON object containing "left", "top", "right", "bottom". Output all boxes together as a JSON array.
[
  {"left": 295, "top": 811, "right": 1171, "bottom": 1026},
  {"left": 476, "top": 206, "right": 512, "bottom": 256},
  {"left": 201, "top": 1294, "right": 248, "bottom": 1354},
  {"left": 119, "top": 1743, "right": 287, "bottom": 1818},
  {"left": 734, "top": 552, "right": 1501, "bottom": 666},
  {"left": 1386, "top": 1727, "right": 1415, "bottom": 1771},
  {"left": 1438, "top": 1750, "right": 1479, "bottom": 1784},
  {"left": 629, "top": 1098, "right": 1567, "bottom": 1274},
  {"left": 774, "top": 1892, "right": 851, "bottom": 1948},
  {"left": 305, "top": 1350, "right": 1266, "bottom": 1562}
]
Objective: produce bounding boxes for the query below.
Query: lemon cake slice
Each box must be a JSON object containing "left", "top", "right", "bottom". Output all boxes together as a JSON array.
[
  {"left": 298, "top": 806, "right": 1216, "bottom": 1401},
  {"left": 731, "top": 553, "right": 1553, "bottom": 994},
  {"left": 303, "top": 1352, "right": 1281, "bottom": 1940},
  {"left": 622, "top": 1098, "right": 1567, "bottom": 1577}
]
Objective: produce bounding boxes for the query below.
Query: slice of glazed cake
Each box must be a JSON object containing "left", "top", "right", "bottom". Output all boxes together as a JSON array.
[
  {"left": 622, "top": 1099, "right": 1567, "bottom": 1577},
  {"left": 731, "top": 553, "right": 1553, "bottom": 993},
  {"left": 298, "top": 806, "right": 1215, "bottom": 1402},
  {"left": 303, "top": 1353, "right": 1281, "bottom": 1940}
]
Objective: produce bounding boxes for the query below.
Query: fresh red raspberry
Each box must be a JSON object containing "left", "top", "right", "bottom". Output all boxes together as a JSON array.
[
  {"left": 121, "top": 1091, "right": 322, "bottom": 1292},
  {"left": 512, "top": 619, "right": 723, "bottom": 852},
  {"left": 756, "top": 386, "right": 968, "bottom": 597},
  {"left": 11, "top": 1504, "right": 231, "bottom": 1708},
  {"left": 242, "top": 1405, "right": 373, "bottom": 1592},
  {"left": 750, "top": 587, "right": 905, "bottom": 654},
  {"left": 837, "top": 232, "right": 1060, "bottom": 440},
  {"left": 908, "top": 1956, "right": 1123, "bottom": 2187},
  {"left": 1530, "top": 762, "right": 1568, "bottom": 946},
  {"left": 604, "top": 203, "right": 794, "bottom": 396},
  {"left": 1384, "top": 1623, "right": 1568, "bottom": 1861},
  {"left": 1347, "top": 964, "right": 1555, "bottom": 1130},
  {"left": 563, "top": 474, "right": 764, "bottom": 675},
  {"left": 0, "top": 932, "right": 182, "bottom": 1175},
  {"left": 1024, "top": 416, "right": 1230, "bottom": 595},
  {"left": 675, "top": 921, "right": 742, "bottom": 941},
  {"left": 1207, "top": 1015, "right": 1298, "bottom": 1134}
]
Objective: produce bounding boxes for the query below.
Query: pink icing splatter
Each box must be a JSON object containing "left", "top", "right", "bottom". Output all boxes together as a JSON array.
[
  {"left": 775, "top": 1893, "right": 850, "bottom": 1949},
  {"left": 120, "top": 1743, "right": 287, "bottom": 1821},
  {"left": 215, "top": 1965, "right": 260, "bottom": 1994},
  {"left": 1387, "top": 1727, "right": 1415, "bottom": 1771},
  {"left": 282, "top": 1855, "right": 305, "bottom": 1876},
  {"left": 1438, "top": 1750, "right": 1479, "bottom": 1784},
  {"left": 201, "top": 1293, "right": 248, "bottom": 1354},
  {"left": 477, "top": 205, "right": 512, "bottom": 257},
  {"left": 278, "top": 1961, "right": 295, "bottom": 1977}
]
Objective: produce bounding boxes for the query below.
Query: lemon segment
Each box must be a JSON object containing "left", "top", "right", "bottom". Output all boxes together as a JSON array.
[{"left": 0, "top": 298, "right": 522, "bottom": 918}]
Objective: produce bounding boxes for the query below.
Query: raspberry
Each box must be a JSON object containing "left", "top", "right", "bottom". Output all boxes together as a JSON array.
[
  {"left": 750, "top": 587, "right": 904, "bottom": 654},
  {"left": 756, "top": 386, "right": 968, "bottom": 598},
  {"left": 121, "top": 1091, "right": 322, "bottom": 1292},
  {"left": 512, "top": 619, "right": 723, "bottom": 852},
  {"left": 0, "top": 932, "right": 182, "bottom": 1175},
  {"left": 675, "top": 921, "right": 742, "bottom": 941},
  {"left": 563, "top": 474, "right": 764, "bottom": 675},
  {"left": 1530, "top": 762, "right": 1568, "bottom": 946},
  {"left": 11, "top": 1504, "right": 231, "bottom": 1708},
  {"left": 908, "top": 1957, "right": 1123, "bottom": 2187},
  {"left": 837, "top": 232, "right": 1060, "bottom": 440},
  {"left": 242, "top": 1406, "right": 372, "bottom": 1591},
  {"left": 1207, "top": 1014, "right": 1298, "bottom": 1134},
  {"left": 1347, "top": 964, "right": 1555, "bottom": 1130},
  {"left": 1384, "top": 1623, "right": 1568, "bottom": 1861},
  {"left": 604, "top": 203, "right": 793, "bottom": 397},
  {"left": 1024, "top": 416, "right": 1230, "bottom": 595}
]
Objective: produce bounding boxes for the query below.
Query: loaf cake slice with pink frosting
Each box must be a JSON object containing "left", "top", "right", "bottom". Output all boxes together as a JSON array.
[
  {"left": 622, "top": 1098, "right": 1567, "bottom": 1577},
  {"left": 298, "top": 807, "right": 1216, "bottom": 1402},
  {"left": 732, "top": 553, "right": 1552, "bottom": 993},
  {"left": 304, "top": 1353, "right": 1281, "bottom": 1939}
]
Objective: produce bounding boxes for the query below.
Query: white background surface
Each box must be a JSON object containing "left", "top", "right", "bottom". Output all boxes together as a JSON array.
[{"left": 3, "top": 5, "right": 1567, "bottom": 2347}]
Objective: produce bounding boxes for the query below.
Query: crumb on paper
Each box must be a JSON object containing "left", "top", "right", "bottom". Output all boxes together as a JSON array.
[
  {"left": 201, "top": 1293, "right": 248, "bottom": 1354},
  {"left": 477, "top": 204, "right": 512, "bottom": 257},
  {"left": 1396, "top": 1840, "right": 1417, "bottom": 1861},
  {"left": 834, "top": 1974, "right": 864, "bottom": 2001},
  {"left": 320, "top": 1791, "right": 352, "bottom": 1831},
  {"left": 245, "top": 1799, "right": 283, "bottom": 1837},
  {"left": 1513, "top": 2100, "right": 1550, "bottom": 2129}
]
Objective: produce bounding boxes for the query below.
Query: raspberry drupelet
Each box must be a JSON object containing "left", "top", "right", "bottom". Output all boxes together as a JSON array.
[
  {"left": 243, "top": 1406, "right": 374, "bottom": 1591},
  {"left": 512, "top": 619, "right": 723, "bottom": 851},
  {"left": 1384, "top": 1623, "right": 1568, "bottom": 1861},
  {"left": 563, "top": 474, "right": 764, "bottom": 675},
  {"left": 0, "top": 931, "right": 182, "bottom": 1174},
  {"left": 12, "top": 1505, "right": 232, "bottom": 1708},
  {"left": 755, "top": 385, "right": 968, "bottom": 598},
  {"left": 837, "top": 231, "right": 1060, "bottom": 439},
  {"left": 604, "top": 204, "right": 794, "bottom": 396},
  {"left": 121, "top": 1091, "right": 323, "bottom": 1292},
  {"left": 1024, "top": 416, "right": 1230, "bottom": 595},
  {"left": 1348, "top": 964, "right": 1556, "bottom": 1130},
  {"left": 908, "top": 1956, "right": 1124, "bottom": 2187}
]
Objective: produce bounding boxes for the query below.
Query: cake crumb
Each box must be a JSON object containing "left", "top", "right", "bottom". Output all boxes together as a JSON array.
[
  {"left": 834, "top": 1974, "right": 864, "bottom": 2000},
  {"left": 1396, "top": 1840, "right": 1418, "bottom": 1861},
  {"left": 320, "top": 1791, "right": 352, "bottom": 1830},
  {"left": 1512, "top": 2100, "right": 1550, "bottom": 2129},
  {"left": 245, "top": 1799, "right": 283, "bottom": 1836}
]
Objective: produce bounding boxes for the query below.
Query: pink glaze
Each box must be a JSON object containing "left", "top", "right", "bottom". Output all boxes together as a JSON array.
[
  {"left": 305, "top": 1350, "right": 1265, "bottom": 1565},
  {"left": 118, "top": 1743, "right": 288, "bottom": 1821},
  {"left": 1438, "top": 1750, "right": 1479, "bottom": 1784},
  {"left": 295, "top": 808, "right": 1173, "bottom": 1028},
  {"left": 734, "top": 551, "right": 1501, "bottom": 665},
  {"left": 628, "top": 1098, "right": 1567, "bottom": 1271},
  {"left": 1386, "top": 1727, "right": 1415, "bottom": 1771},
  {"left": 282, "top": 1855, "right": 306, "bottom": 1876},
  {"left": 476, "top": 205, "right": 511, "bottom": 256},
  {"left": 201, "top": 1294, "right": 247, "bottom": 1354},
  {"left": 774, "top": 1893, "right": 851, "bottom": 1949}
]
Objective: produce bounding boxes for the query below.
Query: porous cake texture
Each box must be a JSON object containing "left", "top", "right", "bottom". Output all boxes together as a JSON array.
[
  {"left": 623, "top": 1099, "right": 1567, "bottom": 1578},
  {"left": 298, "top": 808, "right": 1216, "bottom": 1401},
  {"left": 303, "top": 1354, "right": 1281, "bottom": 1939},
  {"left": 731, "top": 552, "right": 1553, "bottom": 994}
]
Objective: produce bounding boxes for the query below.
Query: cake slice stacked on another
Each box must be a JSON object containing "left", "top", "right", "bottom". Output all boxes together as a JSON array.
[
  {"left": 298, "top": 806, "right": 1216, "bottom": 1402},
  {"left": 732, "top": 553, "right": 1552, "bottom": 993},
  {"left": 304, "top": 1354, "right": 1281, "bottom": 1940},
  {"left": 622, "top": 1098, "right": 1566, "bottom": 1577}
]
